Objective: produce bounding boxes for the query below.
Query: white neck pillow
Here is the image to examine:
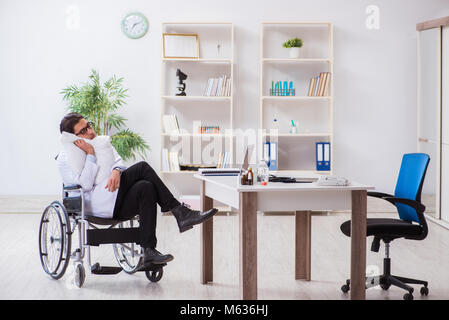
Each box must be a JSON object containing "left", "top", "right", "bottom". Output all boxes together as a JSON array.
[{"left": 60, "top": 132, "right": 116, "bottom": 185}]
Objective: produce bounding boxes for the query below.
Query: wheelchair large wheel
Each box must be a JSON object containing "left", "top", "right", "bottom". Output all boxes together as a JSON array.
[
  {"left": 39, "top": 201, "right": 71, "bottom": 280},
  {"left": 112, "top": 217, "right": 143, "bottom": 274}
]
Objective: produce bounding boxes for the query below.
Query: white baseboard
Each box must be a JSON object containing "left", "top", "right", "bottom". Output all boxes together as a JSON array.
[
  {"left": 0, "top": 195, "right": 59, "bottom": 213},
  {"left": 0, "top": 193, "right": 437, "bottom": 216},
  {"left": 0, "top": 194, "right": 398, "bottom": 214}
]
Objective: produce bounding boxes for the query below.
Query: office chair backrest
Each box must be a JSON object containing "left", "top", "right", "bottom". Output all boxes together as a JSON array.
[{"left": 394, "top": 153, "right": 430, "bottom": 223}]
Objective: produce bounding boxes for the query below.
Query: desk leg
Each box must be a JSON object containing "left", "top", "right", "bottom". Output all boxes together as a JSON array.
[
  {"left": 295, "top": 210, "right": 311, "bottom": 280},
  {"left": 239, "top": 192, "right": 257, "bottom": 300},
  {"left": 200, "top": 180, "right": 214, "bottom": 284},
  {"left": 350, "top": 190, "right": 367, "bottom": 300}
]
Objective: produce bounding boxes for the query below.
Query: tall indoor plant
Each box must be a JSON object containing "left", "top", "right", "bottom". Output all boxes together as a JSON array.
[{"left": 61, "top": 69, "right": 150, "bottom": 161}]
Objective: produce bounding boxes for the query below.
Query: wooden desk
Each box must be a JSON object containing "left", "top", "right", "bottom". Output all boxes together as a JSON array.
[{"left": 194, "top": 174, "right": 374, "bottom": 300}]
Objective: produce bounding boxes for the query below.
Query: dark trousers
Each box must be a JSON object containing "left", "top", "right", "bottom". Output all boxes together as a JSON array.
[{"left": 113, "top": 161, "right": 180, "bottom": 249}]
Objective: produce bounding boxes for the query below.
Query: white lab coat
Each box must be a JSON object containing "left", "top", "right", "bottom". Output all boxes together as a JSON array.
[{"left": 57, "top": 147, "right": 127, "bottom": 218}]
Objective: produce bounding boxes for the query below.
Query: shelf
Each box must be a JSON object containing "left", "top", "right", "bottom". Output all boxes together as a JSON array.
[
  {"left": 162, "top": 96, "right": 231, "bottom": 101},
  {"left": 162, "top": 133, "right": 233, "bottom": 137},
  {"left": 262, "top": 133, "right": 331, "bottom": 137},
  {"left": 161, "top": 22, "right": 235, "bottom": 200},
  {"left": 263, "top": 58, "right": 330, "bottom": 63},
  {"left": 262, "top": 96, "right": 331, "bottom": 100},
  {"left": 259, "top": 22, "right": 333, "bottom": 176},
  {"left": 163, "top": 58, "right": 232, "bottom": 63}
]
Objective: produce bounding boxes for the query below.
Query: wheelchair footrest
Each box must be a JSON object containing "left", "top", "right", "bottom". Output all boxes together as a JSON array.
[
  {"left": 137, "top": 262, "right": 167, "bottom": 272},
  {"left": 91, "top": 263, "right": 123, "bottom": 275}
]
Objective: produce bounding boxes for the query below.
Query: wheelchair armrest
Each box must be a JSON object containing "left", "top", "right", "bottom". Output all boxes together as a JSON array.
[
  {"left": 382, "top": 197, "right": 425, "bottom": 214},
  {"left": 63, "top": 184, "right": 82, "bottom": 191},
  {"left": 367, "top": 191, "right": 394, "bottom": 199}
]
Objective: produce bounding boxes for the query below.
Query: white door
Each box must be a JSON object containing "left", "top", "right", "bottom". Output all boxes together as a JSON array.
[
  {"left": 441, "top": 26, "right": 449, "bottom": 222},
  {"left": 418, "top": 27, "right": 441, "bottom": 219},
  {"left": 441, "top": 144, "right": 449, "bottom": 222},
  {"left": 419, "top": 27, "right": 441, "bottom": 144}
]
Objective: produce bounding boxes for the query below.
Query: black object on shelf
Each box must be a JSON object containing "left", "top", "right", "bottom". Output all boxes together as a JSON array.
[{"left": 176, "top": 69, "right": 187, "bottom": 96}]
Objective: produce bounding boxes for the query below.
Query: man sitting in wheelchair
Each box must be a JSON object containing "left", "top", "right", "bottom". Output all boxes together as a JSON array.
[{"left": 57, "top": 112, "right": 218, "bottom": 266}]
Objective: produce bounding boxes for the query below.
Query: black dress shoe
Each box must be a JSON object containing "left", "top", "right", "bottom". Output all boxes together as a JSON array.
[
  {"left": 143, "top": 248, "right": 174, "bottom": 265},
  {"left": 171, "top": 203, "right": 218, "bottom": 233}
]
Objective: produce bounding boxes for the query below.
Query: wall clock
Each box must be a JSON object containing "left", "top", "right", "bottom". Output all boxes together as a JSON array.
[{"left": 121, "top": 12, "right": 149, "bottom": 39}]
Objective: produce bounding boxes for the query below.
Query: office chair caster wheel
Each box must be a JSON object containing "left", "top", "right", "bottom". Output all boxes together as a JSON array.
[
  {"left": 380, "top": 283, "right": 391, "bottom": 291},
  {"left": 145, "top": 267, "right": 163, "bottom": 283},
  {"left": 403, "top": 293, "right": 413, "bottom": 300},
  {"left": 74, "top": 263, "right": 85, "bottom": 288},
  {"left": 420, "top": 286, "right": 429, "bottom": 296},
  {"left": 341, "top": 284, "right": 350, "bottom": 293}
]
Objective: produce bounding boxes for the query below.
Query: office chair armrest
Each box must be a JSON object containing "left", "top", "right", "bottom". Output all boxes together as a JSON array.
[
  {"left": 63, "top": 184, "right": 82, "bottom": 191},
  {"left": 367, "top": 191, "right": 394, "bottom": 199},
  {"left": 382, "top": 197, "right": 426, "bottom": 214}
]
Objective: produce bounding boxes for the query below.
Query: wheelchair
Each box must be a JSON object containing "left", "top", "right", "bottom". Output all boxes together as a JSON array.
[{"left": 38, "top": 184, "right": 166, "bottom": 288}]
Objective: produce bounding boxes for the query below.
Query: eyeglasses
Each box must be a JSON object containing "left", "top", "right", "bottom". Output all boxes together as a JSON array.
[{"left": 75, "top": 121, "right": 94, "bottom": 136}]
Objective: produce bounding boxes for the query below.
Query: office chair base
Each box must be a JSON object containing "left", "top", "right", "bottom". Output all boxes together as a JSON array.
[{"left": 342, "top": 274, "right": 429, "bottom": 300}]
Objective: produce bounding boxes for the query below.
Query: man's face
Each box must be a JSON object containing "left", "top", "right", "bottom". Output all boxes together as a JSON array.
[{"left": 73, "top": 118, "right": 96, "bottom": 140}]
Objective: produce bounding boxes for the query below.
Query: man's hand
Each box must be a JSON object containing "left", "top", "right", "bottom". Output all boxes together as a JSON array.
[
  {"left": 74, "top": 140, "right": 95, "bottom": 155},
  {"left": 105, "top": 169, "right": 121, "bottom": 192}
]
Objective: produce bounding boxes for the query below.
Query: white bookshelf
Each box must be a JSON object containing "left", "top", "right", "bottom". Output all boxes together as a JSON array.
[
  {"left": 259, "top": 22, "right": 333, "bottom": 174},
  {"left": 160, "top": 22, "right": 234, "bottom": 201}
]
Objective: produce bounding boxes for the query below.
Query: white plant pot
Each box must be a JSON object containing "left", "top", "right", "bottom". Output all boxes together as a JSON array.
[{"left": 289, "top": 47, "right": 301, "bottom": 59}]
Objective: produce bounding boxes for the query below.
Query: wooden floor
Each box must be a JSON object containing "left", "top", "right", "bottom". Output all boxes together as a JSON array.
[{"left": 1, "top": 211, "right": 449, "bottom": 300}]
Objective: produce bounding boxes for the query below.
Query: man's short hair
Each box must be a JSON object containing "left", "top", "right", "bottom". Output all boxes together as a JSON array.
[{"left": 60, "top": 112, "right": 84, "bottom": 134}]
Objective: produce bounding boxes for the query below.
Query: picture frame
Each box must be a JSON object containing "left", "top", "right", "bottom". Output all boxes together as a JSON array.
[{"left": 163, "top": 33, "right": 200, "bottom": 59}]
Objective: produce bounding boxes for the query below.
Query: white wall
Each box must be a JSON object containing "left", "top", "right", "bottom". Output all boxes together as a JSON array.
[{"left": 0, "top": 0, "right": 448, "bottom": 195}]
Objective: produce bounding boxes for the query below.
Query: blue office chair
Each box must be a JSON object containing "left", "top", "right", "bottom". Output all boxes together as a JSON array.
[{"left": 340, "top": 153, "right": 430, "bottom": 300}]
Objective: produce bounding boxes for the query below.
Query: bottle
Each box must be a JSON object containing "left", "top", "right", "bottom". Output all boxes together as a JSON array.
[
  {"left": 240, "top": 169, "right": 248, "bottom": 185},
  {"left": 257, "top": 160, "right": 269, "bottom": 184},
  {"left": 289, "top": 120, "right": 298, "bottom": 134},
  {"left": 247, "top": 167, "right": 254, "bottom": 185}
]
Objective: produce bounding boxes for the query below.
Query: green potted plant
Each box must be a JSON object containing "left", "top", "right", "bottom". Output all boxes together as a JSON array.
[
  {"left": 282, "top": 37, "right": 303, "bottom": 58},
  {"left": 60, "top": 69, "right": 150, "bottom": 161}
]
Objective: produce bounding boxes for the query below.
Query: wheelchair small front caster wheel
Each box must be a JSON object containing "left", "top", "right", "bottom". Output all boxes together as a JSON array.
[
  {"left": 145, "top": 267, "right": 163, "bottom": 283},
  {"left": 74, "top": 263, "right": 85, "bottom": 288},
  {"left": 403, "top": 293, "right": 414, "bottom": 300},
  {"left": 420, "top": 286, "right": 429, "bottom": 296},
  {"left": 341, "top": 284, "right": 350, "bottom": 293}
]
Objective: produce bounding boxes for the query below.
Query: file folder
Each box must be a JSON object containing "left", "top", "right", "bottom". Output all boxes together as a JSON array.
[
  {"left": 264, "top": 141, "right": 270, "bottom": 167},
  {"left": 316, "top": 142, "right": 330, "bottom": 171},
  {"left": 268, "top": 141, "right": 278, "bottom": 171}
]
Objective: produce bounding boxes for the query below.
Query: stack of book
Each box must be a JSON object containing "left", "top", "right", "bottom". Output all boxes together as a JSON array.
[
  {"left": 198, "top": 125, "right": 220, "bottom": 134},
  {"left": 162, "top": 114, "right": 180, "bottom": 134},
  {"left": 203, "top": 75, "right": 231, "bottom": 97},
  {"left": 216, "top": 151, "right": 231, "bottom": 168},
  {"left": 307, "top": 72, "right": 331, "bottom": 96},
  {"left": 161, "top": 149, "right": 180, "bottom": 171}
]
